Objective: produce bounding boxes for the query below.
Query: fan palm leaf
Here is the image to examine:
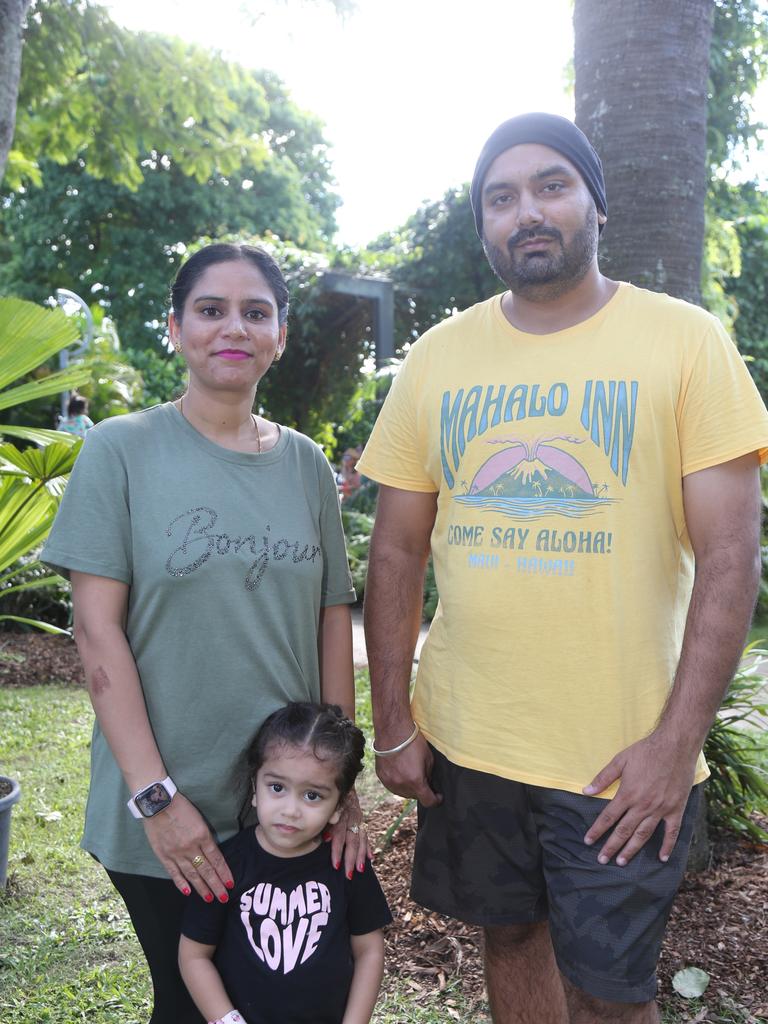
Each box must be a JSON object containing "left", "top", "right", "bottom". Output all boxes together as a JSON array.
[{"left": 0, "top": 297, "right": 94, "bottom": 633}]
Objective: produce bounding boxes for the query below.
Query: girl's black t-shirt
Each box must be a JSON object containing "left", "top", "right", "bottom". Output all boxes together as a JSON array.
[{"left": 182, "top": 828, "right": 392, "bottom": 1023}]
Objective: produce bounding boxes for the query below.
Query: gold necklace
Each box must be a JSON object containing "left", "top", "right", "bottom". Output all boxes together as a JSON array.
[{"left": 178, "top": 397, "right": 261, "bottom": 453}]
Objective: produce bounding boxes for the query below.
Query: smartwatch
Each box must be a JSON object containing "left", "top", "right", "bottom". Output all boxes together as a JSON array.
[{"left": 127, "top": 776, "right": 177, "bottom": 819}]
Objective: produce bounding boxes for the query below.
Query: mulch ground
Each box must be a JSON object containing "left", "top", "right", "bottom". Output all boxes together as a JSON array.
[
  {"left": 0, "top": 632, "right": 85, "bottom": 688},
  {"left": 367, "top": 805, "right": 768, "bottom": 1021},
  {"left": 2, "top": 632, "right": 767, "bottom": 1021}
]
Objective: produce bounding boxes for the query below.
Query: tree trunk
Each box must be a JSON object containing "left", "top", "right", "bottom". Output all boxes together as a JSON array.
[
  {"left": 0, "top": 0, "right": 31, "bottom": 186},
  {"left": 573, "top": 0, "right": 713, "bottom": 304}
]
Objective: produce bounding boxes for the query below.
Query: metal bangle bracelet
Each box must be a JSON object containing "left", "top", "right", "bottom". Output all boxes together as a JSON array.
[{"left": 371, "top": 722, "right": 420, "bottom": 757}]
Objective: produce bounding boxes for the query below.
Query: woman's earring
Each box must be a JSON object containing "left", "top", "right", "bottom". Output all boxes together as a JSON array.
[
  {"left": 272, "top": 351, "right": 282, "bottom": 365},
  {"left": 174, "top": 342, "right": 182, "bottom": 353}
]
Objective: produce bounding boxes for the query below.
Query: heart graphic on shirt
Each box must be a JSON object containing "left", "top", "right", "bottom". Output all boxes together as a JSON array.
[{"left": 239, "top": 879, "right": 331, "bottom": 974}]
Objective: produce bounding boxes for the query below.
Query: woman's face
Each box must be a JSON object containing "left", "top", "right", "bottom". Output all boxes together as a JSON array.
[{"left": 169, "top": 259, "right": 287, "bottom": 399}]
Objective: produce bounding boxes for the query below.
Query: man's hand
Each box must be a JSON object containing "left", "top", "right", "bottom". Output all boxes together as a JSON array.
[
  {"left": 374, "top": 734, "right": 442, "bottom": 807},
  {"left": 582, "top": 730, "right": 697, "bottom": 865}
]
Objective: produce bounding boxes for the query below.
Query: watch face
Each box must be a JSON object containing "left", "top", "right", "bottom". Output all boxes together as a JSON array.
[{"left": 135, "top": 782, "right": 173, "bottom": 818}]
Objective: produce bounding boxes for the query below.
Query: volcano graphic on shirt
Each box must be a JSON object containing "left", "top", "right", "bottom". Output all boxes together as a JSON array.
[{"left": 454, "top": 435, "right": 616, "bottom": 520}]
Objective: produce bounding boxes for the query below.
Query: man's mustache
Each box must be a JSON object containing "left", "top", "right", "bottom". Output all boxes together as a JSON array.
[{"left": 507, "top": 227, "right": 563, "bottom": 251}]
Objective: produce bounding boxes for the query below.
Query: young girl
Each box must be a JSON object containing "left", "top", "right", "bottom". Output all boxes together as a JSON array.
[
  {"left": 179, "top": 703, "right": 391, "bottom": 1024},
  {"left": 57, "top": 393, "right": 94, "bottom": 438}
]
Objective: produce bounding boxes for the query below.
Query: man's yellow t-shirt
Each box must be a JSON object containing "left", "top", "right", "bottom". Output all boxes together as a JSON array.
[{"left": 358, "top": 284, "right": 768, "bottom": 795}]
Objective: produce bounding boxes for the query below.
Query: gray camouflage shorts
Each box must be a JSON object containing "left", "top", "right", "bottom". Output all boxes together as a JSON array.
[{"left": 411, "top": 745, "right": 701, "bottom": 1003}]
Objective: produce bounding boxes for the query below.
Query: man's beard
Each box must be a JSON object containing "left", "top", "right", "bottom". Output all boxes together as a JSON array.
[{"left": 483, "top": 205, "right": 599, "bottom": 300}]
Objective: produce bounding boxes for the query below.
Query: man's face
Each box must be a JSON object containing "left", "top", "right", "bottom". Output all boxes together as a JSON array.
[{"left": 480, "top": 143, "right": 605, "bottom": 299}]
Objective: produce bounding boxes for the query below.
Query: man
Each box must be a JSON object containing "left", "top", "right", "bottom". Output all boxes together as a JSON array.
[{"left": 357, "top": 113, "right": 768, "bottom": 1024}]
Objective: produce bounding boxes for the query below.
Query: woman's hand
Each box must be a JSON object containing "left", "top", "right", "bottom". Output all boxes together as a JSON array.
[
  {"left": 142, "top": 792, "right": 233, "bottom": 902},
  {"left": 328, "top": 789, "right": 370, "bottom": 878}
]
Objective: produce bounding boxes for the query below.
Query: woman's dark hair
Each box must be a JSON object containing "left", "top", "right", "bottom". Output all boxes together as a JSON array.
[
  {"left": 246, "top": 702, "right": 365, "bottom": 799},
  {"left": 67, "top": 394, "right": 88, "bottom": 416},
  {"left": 170, "top": 243, "right": 289, "bottom": 326}
]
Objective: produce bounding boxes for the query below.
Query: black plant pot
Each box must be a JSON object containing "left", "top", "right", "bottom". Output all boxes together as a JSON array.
[{"left": 0, "top": 776, "right": 21, "bottom": 888}]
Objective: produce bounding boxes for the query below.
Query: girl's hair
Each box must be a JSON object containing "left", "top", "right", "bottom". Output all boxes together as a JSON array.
[
  {"left": 246, "top": 702, "right": 365, "bottom": 799},
  {"left": 67, "top": 393, "right": 88, "bottom": 416},
  {"left": 170, "top": 243, "right": 290, "bottom": 326}
]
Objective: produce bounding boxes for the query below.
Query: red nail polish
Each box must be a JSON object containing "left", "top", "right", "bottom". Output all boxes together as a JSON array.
[
  {"left": 323, "top": 830, "right": 332, "bottom": 842},
  {"left": 218, "top": 893, "right": 229, "bottom": 903},
  {"left": 335, "top": 861, "right": 341, "bottom": 870},
  {"left": 182, "top": 886, "right": 191, "bottom": 896},
  {"left": 204, "top": 892, "right": 214, "bottom": 903},
  {"left": 358, "top": 862, "right": 365, "bottom": 872},
  {"left": 225, "top": 879, "right": 234, "bottom": 890},
  {"left": 347, "top": 870, "right": 353, "bottom": 880}
]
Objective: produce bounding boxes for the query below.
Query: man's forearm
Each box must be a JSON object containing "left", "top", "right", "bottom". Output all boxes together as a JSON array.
[
  {"left": 657, "top": 542, "right": 760, "bottom": 752},
  {"left": 583, "top": 457, "right": 762, "bottom": 864},
  {"left": 364, "top": 540, "right": 429, "bottom": 744}
]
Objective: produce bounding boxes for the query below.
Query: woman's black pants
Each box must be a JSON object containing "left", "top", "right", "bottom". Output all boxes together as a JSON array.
[{"left": 107, "top": 868, "right": 205, "bottom": 1024}]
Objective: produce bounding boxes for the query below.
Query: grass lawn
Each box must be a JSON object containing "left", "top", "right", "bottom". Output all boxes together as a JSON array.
[
  {"left": 0, "top": 682, "right": 484, "bottom": 1023},
  {"left": 0, "top": 687, "right": 152, "bottom": 1022},
  {"left": 0, "top": 679, "right": 763, "bottom": 1023}
]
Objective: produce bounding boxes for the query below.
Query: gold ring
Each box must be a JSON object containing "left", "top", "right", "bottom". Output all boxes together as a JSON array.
[{"left": 191, "top": 854, "right": 205, "bottom": 868}]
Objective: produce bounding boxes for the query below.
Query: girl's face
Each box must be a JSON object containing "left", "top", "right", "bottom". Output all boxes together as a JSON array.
[
  {"left": 252, "top": 744, "right": 342, "bottom": 858},
  {"left": 168, "top": 259, "right": 287, "bottom": 401}
]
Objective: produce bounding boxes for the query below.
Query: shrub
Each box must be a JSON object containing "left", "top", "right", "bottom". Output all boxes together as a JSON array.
[
  {"left": 341, "top": 503, "right": 437, "bottom": 620},
  {"left": 341, "top": 509, "right": 374, "bottom": 600},
  {"left": 0, "top": 553, "right": 71, "bottom": 631},
  {"left": 704, "top": 643, "right": 768, "bottom": 842},
  {"left": 124, "top": 345, "right": 187, "bottom": 408},
  {"left": 0, "top": 297, "right": 89, "bottom": 634}
]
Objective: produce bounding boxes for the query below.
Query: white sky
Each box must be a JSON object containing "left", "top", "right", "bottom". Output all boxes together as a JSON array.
[{"left": 106, "top": 0, "right": 767, "bottom": 248}]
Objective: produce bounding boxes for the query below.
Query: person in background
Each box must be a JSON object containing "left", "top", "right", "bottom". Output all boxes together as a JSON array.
[
  {"left": 337, "top": 447, "right": 363, "bottom": 502},
  {"left": 58, "top": 393, "right": 94, "bottom": 438}
]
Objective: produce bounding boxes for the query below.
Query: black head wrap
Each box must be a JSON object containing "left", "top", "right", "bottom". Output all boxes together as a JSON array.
[{"left": 470, "top": 112, "right": 607, "bottom": 237}]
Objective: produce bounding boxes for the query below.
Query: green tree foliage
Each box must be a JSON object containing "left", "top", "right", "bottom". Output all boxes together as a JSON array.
[
  {"left": 710, "top": 181, "right": 768, "bottom": 394},
  {"left": 1, "top": 0, "right": 352, "bottom": 182},
  {"left": 7, "top": 0, "right": 273, "bottom": 191},
  {"left": 701, "top": 2, "right": 768, "bottom": 627},
  {"left": 707, "top": 0, "right": 768, "bottom": 171},
  {"left": 249, "top": 239, "right": 381, "bottom": 448},
  {"left": 333, "top": 366, "right": 397, "bottom": 454},
  {"left": 123, "top": 346, "right": 188, "bottom": 410},
  {"left": 369, "top": 185, "right": 501, "bottom": 349},
  {"left": 0, "top": 142, "right": 337, "bottom": 348},
  {"left": 1, "top": 17, "right": 340, "bottom": 347},
  {"left": 702, "top": 1, "right": 768, "bottom": 348}
]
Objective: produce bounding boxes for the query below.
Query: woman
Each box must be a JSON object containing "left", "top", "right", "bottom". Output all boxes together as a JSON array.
[{"left": 42, "top": 243, "right": 367, "bottom": 1023}]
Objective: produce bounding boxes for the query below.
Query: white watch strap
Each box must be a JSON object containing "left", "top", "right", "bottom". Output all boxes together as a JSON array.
[{"left": 126, "top": 776, "right": 177, "bottom": 818}]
